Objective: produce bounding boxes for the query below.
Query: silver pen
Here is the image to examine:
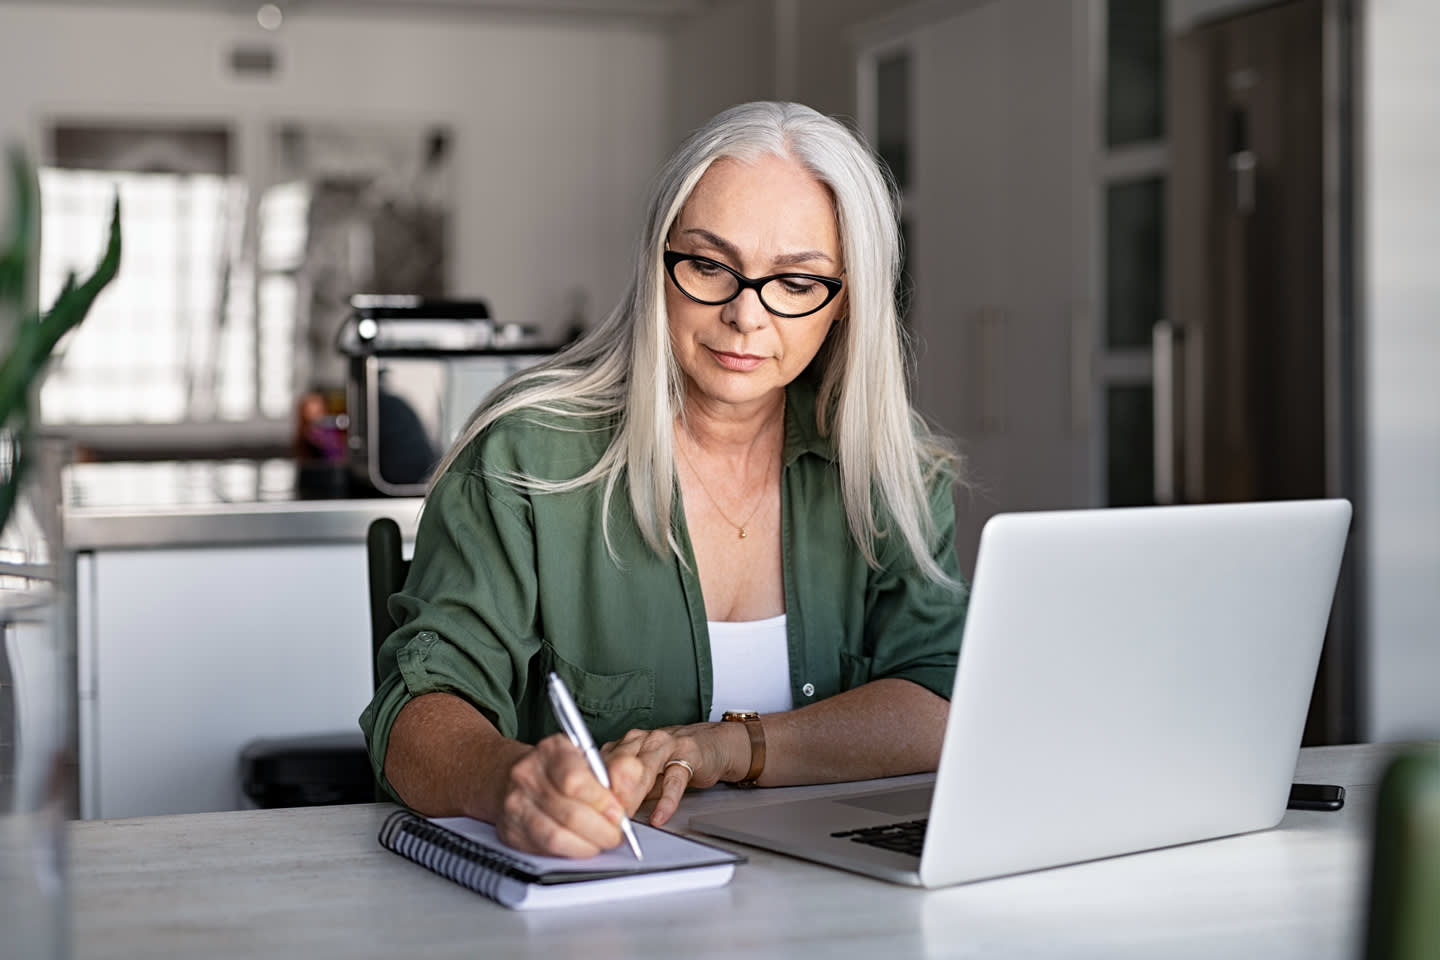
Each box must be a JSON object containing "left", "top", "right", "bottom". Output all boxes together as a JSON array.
[{"left": 545, "top": 671, "right": 644, "bottom": 860}]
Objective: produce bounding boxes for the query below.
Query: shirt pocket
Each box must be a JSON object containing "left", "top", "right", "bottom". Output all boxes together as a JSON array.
[{"left": 542, "top": 642, "right": 655, "bottom": 743}]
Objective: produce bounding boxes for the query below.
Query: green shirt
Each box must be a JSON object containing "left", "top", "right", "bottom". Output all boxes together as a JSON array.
[{"left": 359, "top": 378, "right": 969, "bottom": 793}]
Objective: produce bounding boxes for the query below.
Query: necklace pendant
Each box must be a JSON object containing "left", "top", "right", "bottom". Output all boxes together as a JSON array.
[{"left": 738, "top": 527, "right": 748, "bottom": 540}]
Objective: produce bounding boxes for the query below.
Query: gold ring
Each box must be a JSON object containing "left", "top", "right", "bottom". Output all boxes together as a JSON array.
[{"left": 664, "top": 759, "right": 695, "bottom": 778}]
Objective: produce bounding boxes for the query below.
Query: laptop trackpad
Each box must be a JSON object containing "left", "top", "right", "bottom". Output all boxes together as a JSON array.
[{"left": 835, "top": 787, "right": 933, "bottom": 817}]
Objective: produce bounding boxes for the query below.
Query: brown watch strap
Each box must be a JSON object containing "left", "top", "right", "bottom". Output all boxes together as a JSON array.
[{"left": 722, "top": 711, "right": 765, "bottom": 787}]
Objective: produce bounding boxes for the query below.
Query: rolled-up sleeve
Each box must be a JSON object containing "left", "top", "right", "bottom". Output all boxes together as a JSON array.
[
  {"left": 861, "top": 468, "right": 970, "bottom": 699},
  {"left": 358, "top": 458, "right": 542, "bottom": 796}
]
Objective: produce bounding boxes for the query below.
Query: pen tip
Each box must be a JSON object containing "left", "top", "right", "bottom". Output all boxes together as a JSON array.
[{"left": 624, "top": 823, "right": 644, "bottom": 860}]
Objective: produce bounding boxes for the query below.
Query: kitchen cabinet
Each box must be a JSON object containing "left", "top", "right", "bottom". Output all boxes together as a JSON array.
[
  {"left": 64, "top": 460, "right": 421, "bottom": 820},
  {"left": 75, "top": 544, "right": 376, "bottom": 819}
]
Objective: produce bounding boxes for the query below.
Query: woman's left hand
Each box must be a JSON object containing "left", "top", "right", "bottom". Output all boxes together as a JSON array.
[{"left": 602, "top": 721, "right": 746, "bottom": 826}]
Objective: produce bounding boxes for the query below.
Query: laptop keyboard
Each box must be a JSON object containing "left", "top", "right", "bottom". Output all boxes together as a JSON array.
[{"left": 830, "top": 818, "right": 929, "bottom": 856}]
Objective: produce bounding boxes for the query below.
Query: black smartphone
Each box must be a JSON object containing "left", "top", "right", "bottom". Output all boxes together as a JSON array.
[{"left": 1288, "top": 782, "right": 1345, "bottom": 811}]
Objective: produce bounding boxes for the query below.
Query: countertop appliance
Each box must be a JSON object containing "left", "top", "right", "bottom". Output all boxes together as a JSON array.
[{"left": 338, "top": 295, "right": 555, "bottom": 496}]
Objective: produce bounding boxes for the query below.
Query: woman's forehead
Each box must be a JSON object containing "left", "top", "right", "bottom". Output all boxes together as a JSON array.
[{"left": 675, "top": 153, "right": 840, "bottom": 259}]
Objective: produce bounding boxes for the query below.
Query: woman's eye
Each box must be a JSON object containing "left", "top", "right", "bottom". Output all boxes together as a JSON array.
[
  {"left": 780, "top": 278, "right": 818, "bottom": 296},
  {"left": 691, "top": 260, "right": 726, "bottom": 277}
]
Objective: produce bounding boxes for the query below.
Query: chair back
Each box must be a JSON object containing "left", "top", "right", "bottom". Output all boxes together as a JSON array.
[{"left": 366, "top": 517, "right": 410, "bottom": 693}]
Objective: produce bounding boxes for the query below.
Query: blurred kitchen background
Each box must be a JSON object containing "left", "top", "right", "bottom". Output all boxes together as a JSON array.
[{"left": 0, "top": 0, "right": 1434, "bottom": 819}]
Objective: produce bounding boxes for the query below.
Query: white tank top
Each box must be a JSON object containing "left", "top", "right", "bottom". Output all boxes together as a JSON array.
[{"left": 706, "top": 613, "right": 794, "bottom": 722}]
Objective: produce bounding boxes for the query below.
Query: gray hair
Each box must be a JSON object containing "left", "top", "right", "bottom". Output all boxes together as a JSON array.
[{"left": 430, "top": 101, "right": 959, "bottom": 584}]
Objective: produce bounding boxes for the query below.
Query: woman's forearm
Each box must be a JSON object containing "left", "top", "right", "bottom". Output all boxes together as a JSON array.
[
  {"left": 756, "top": 678, "right": 949, "bottom": 786},
  {"left": 383, "top": 692, "right": 530, "bottom": 820},
  {"left": 385, "top": 681, "right": 946, "bottom": 817}
]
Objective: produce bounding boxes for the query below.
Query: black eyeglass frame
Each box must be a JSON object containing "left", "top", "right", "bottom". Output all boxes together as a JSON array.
[{"left": 662, "top": 251, "right": 845, "bottom": 319}]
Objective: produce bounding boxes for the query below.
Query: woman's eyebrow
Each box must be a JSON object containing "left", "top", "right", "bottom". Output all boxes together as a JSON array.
[{"left": 680, "top": 227, "right": 837, "bottom": 268}]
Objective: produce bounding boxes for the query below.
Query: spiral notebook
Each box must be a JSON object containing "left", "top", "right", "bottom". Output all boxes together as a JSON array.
[{"left": 379, "top": 810, "right": 744, "bottom": 910}]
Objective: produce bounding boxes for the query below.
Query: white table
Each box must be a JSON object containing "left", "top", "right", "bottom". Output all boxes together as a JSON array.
[{"left": 70, "top": 744, "right": 1404, "bottom": 959}]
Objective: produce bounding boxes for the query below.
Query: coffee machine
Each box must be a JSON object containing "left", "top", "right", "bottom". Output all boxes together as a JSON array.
[{"left": 338, "top": 295, "right": 554, "bottom": 496}]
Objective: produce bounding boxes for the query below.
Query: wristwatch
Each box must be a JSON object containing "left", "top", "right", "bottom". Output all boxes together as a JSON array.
[{"left": 721, "top": 710, "right": 765, "bottom": 788}]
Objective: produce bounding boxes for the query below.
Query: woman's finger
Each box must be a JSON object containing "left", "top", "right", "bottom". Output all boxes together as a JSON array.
[
  {"left": 532, "top": 734, "right": 625, "bottom": 808},
  {"left": 601, "top": 730, "right": 677, "bottom": 804},
  {"left": 648, "top": 757, "right": 696, "bottom": 826},
  {"left": 597, "top": 727, "right": 717, "bottom": 821},
  {"left": 495, "top": 736, "right": 629, "bottom": 856},
  {"left": 497, "top": 794, "right": 611, "bottom": 858},
  {"left": 628, "top": 730, "right": 682, "bottom": 775},
  {"left": 601, "top": 727, "right": 653, "bottom": 760},
  {"left": 528, "top": 784, "right": 625, "bottom": 854},
  {"left": 604, "top": 752, "right": 652, "bottom": 815}
]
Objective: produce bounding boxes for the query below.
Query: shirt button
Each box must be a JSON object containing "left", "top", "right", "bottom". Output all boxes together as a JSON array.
[{"left": 801, "top": 682, "right": 815, "bottom": 697}]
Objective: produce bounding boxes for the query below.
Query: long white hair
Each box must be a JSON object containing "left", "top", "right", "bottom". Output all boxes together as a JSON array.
[{"left": 430, "top": 101, "right": 958, "bottom": 585}]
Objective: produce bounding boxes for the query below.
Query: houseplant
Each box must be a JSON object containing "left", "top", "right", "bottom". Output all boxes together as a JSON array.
[
  {"left": 0, "top": 146, "right": 121, "bottom": 529},
  {"left": 0, "top": 145, "right": 120, "bottom": 958}
]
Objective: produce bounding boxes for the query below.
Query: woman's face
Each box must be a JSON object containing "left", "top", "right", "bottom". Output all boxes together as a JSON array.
[{"left": 665, "top": 152, "right": 844, "bottom": 416}]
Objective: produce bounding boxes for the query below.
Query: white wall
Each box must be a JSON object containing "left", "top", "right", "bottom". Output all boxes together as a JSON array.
[
  {"left": 870, "top": 0, "right": 1091, "bottom": 572},
  {"left": 666, "top": 0, "right": 776, "bottom": 144},
  {"left": 664, "top": 0, "right": 914, "bottom": 145},
  {"left": 792, "top": 0, "right": 910, "bottom": 121},
  {"left": 1361, "top": 0, "right": 1440, "bottom": 741},
  {"left": 0, "top": 3, "right": 669, "bottom": 343}
]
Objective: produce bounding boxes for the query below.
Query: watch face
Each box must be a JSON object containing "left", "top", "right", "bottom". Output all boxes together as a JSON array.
[{"left": 724, "top": 711, "right": 760, "bottom": 721}]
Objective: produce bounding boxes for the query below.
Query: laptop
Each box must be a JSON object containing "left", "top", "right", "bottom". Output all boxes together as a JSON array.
[{"left": 689, "top": 499, "right": 1352, "bottom": 888}]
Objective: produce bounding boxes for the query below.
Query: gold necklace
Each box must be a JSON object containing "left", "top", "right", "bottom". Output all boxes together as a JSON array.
[{"left": 675, "top": 438, "right": 768, "bottom": 540}]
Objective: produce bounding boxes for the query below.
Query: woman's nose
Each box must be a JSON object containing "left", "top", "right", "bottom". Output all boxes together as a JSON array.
[{"left": 722, "top": 287, "right": 770, "bottom": 333}]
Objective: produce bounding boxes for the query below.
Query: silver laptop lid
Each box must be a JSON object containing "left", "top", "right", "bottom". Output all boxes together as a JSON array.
[{"left": 919, "top": 499, "right": 1351, "bottom": 886}]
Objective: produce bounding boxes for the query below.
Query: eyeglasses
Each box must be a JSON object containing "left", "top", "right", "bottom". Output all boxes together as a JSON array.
[{"left": 663, "top": 251, "right": 844, "bottom": 319}]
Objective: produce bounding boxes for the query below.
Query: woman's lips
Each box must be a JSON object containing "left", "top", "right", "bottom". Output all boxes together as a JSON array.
[{"left": 707, "top": 347, "right": 766, "bottom": 372}]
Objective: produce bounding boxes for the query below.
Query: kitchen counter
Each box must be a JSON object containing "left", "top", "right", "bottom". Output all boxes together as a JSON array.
[
  {"left": 63, "top": 459, "right": 424, "bottom": 550},
  {"left": 66, "top": 459, "right": 420, "bottom": 818}
]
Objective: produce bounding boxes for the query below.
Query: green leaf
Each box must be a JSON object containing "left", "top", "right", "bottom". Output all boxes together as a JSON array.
[
  {"left": 0, "top": 199, "right": 120, "bottom": 417},
  {"left": 0, "top": 146, "right": 37, "bottom": 311},
  {"left": 37, "top": 195, "right": 121, "bottom": 355},
  {"left": 0, "top": 150, "right": 121, "bottom": 536}
]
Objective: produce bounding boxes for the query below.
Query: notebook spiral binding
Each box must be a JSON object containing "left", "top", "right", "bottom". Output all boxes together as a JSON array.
[{"left": 380, "top": 810, "right": 534, "bottom": 901}]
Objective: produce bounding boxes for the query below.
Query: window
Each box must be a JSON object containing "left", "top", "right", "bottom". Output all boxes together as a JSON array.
[
  {"left": 36, "top": 124, "right": 294, "bottom": 455},
  {"left": 1106, "top": 0, "right": 1166, "bottom": 146},
  {"left": 38, "top": 166, "right": 262, "bottom": 425},
  {"left": 36, "top": 120, "right": 452, "bottom": 458},
  {"left": 1096, "top": 0, "right": 1168, "bottom": 506}
]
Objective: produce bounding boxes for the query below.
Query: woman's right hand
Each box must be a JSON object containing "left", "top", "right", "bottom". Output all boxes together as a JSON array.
[{"left": 490, "top": 733, "right": 648, "bottom": 858}]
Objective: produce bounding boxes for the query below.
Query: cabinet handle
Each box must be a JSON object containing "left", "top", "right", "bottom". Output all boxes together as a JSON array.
[
  {"left": 1153, "top": 321, "right": 1180, "bottom": 505},
  {"left": 1070, "top": 304, "right": 1091, "bottom": 434},
  {"left": 1230, "top": 149, "right": 1256, "bottom": 215}
]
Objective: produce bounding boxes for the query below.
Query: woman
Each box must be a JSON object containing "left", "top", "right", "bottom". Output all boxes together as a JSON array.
[{"left": 360, "top": 101, "right": 968, "bottom": 858}]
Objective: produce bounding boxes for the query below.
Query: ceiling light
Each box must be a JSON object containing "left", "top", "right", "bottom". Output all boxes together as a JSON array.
[{"left": 257, "top": 4, "right": 284, "bottom": 31}]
